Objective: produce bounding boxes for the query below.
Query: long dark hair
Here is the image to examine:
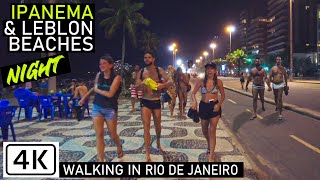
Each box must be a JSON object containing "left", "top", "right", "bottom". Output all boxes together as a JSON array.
[
  {"left": 203, "top": 68, "right": 218, "bottom": 89},
  {"left": 99, "top": 55, "right": 116, "bottom": 85}
]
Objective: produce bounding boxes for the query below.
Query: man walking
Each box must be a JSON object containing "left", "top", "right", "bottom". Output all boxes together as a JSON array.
[
  {"left": 246, "top": 57, "right": 271, "bottom": 120},
  {"left": 270, "top": 56, "right": 289, "bottom": 120},
  {"left": 136, "top": 52, "right": 173, "bottom": 162}
]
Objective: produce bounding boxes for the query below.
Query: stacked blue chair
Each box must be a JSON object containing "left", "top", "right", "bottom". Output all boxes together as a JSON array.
[
  {"left": 14, "top": 88, "right": 39, "bottom": 120},
  {"left": 38, "top": 95, "right": 62, "bottom": 121},
  {"left": 0, "top": 106, "right": 17, "bottom": 141}
]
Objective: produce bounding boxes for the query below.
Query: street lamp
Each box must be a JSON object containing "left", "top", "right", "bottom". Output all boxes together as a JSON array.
[
  {"left": 203, "top": 51, "right": 209, "bottom": 62},
  {"left": 226, "top": 25, "right": 235, "bottom": 52},
  {"left": 210, "top": 43, "right": 217, "bottom": 60},
  {"left": 169, "top": 43, "right": 178, "bottom": 68},
  {"left": 289, "top": 0, "right": 293, "bottom": 82},
  {"left": 176, "top": 59, "right": 182, "bottom": 66}
]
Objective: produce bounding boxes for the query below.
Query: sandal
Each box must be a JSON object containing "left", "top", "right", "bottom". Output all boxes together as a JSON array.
[
  {"left": 250, "top": 115, "right": 257, "bottom": 120},
  {"left": 278, "top": 115, "right": 283, "bottom": 121}
]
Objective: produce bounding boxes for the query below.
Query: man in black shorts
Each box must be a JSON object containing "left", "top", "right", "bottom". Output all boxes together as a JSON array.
[{"left": 136, "top": 52, "right": 173, "bottom": 162}]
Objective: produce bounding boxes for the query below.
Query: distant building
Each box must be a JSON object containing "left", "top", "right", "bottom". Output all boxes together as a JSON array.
[
  {"left": 240, "top": 10, "right": 249, "bottom": 52},
  {"left": 266, "top": 0, "right": 290, "bottom": 54},
  {"left": 247, "top": 17, "right": 270, "bottom": 58}
]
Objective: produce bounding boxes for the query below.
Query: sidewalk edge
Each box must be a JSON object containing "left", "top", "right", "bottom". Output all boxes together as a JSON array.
[{"left": 224, "top": 85, "right": 320, "bottom": 120}]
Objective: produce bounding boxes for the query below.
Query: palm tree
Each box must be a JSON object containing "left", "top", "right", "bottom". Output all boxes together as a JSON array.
[
  {"left": 99, "top": 0, "right": 150, "bottom": 77},
  {"left": 226, "top": 49, "right": 247, "bottom": 76},
  {"left": 139, "top": 30, "right": 159, "bottom": 52}
]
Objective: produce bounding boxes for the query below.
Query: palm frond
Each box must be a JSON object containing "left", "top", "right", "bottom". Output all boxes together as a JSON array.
[
  {"left": 132, "top": 13, "right": 150, "bottom": 26},
  {"left": 98, "top": 8, "right": 115, "bottom": 15},
  {"left": 130, "top": 2, "right": 144, "bottom": 12},
  {"left": 125, "top": 19, "right": 137, "bottom": 46}
]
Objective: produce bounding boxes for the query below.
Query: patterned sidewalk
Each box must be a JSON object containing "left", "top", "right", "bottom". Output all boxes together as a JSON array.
[{"left": 0, "top": 98, "right": 257, "bottom": 179}]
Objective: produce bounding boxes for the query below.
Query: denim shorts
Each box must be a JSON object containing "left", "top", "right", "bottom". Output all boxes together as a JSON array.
[{"left": 92, "top": 104, "right": 116, "bottom": 120}]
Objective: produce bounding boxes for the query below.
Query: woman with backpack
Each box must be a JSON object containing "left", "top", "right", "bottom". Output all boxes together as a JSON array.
[{"left": 79, "top": 55, "right": 123, "bottom": 162}]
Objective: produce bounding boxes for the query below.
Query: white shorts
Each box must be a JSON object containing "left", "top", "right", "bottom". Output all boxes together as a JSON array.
[{"left": 273, "top": 82, "right": 285, "bottom": 89}]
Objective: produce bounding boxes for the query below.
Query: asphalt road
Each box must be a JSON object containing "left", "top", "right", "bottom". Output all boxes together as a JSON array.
[
  {"left": 220, "top": 88, "right": 320, "bottom": 180},
  {"left": 221, "top": 77, "right": 320, "bottom": 113}
]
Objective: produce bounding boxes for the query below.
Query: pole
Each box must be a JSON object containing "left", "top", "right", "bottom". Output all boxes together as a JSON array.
[
  {"left": 229, "top": 31, "right": 232, "bottom": 53},
  {"left": 289, "top": 0, "right": 293, "bottom": 82},
  {"left": 212, "top": 48, "right": 215, "bottom": 61},
  {"left": 172, "top": 52, "right": 175, "bottom": 68}
]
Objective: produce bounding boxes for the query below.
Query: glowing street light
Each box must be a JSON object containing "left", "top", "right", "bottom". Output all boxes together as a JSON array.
[
  {"left": 210, "top": 43, "right": 217, "bottom": 60},
  {"left": 169, "top": 43, "right": 178, "bottom": 68},
  {"left": 226, "top": 25, "right": 235, "bottom": 52},
  {"left": 203, "top": 51, "right": 209, "bottom": 62},
  {"left": 176, "top": 59, "right": 182, "bottom": 66}
]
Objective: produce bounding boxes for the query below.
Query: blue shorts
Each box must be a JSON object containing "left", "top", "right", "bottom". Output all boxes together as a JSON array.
[{"left": 92, "top": 104, "right": 116, "bottom": 120}]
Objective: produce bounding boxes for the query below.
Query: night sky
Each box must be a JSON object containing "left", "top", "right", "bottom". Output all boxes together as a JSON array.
[{"left": 0, "top": 0, "right": 261, "bottom": 77}]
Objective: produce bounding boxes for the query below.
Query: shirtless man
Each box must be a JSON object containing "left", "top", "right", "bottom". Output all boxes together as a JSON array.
[
  {"left": 246, "top": 57, "right": 271, "bottom": 120},
  {"left": 174, "top": 67, "right": 190, "bottom": 117},
  {"left": 68, "top": 80, "right": 88, "bottom": 119},
  {"left": 136, "top": 52, "right": 173, "bottom": 162},
  {"left": 166, "top": 65, "right": 177, "bottom": 117},
  {"left": 269, "top": 56, "right": 288, "bottom": 120}
]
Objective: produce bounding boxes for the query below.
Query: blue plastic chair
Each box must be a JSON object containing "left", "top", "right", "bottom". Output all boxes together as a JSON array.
[
  {"left": 0, "top": 106, "right": 17, "bottom": 141},
  {"left": 70, "top": 98, "right": 90, "bottom": 120},
  {"left": 14, "top": 88, "right": 39, "bottom": 120},
  {"left": 0, "top": 100, "right": 10, "bottom": 106},
  {"left": 62, "top": 94, "right": 73, "bottom": 118},
  {"left": 38, "top": 95, "right": 62, "bottom": 121}
]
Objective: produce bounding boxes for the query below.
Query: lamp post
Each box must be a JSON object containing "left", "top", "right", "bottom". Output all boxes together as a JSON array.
[
  {"left": 203, "top": 51, "right": 209, "bottom": 63},
  {"left": 289, "top": 0, "right": 293, "bottom": 82},
  {"left": 210, "top": 43, "right": 217, "bottom": 61},
  {"left": 226, "top": 25, "right": 235, "bottom": 53},
  {"left": 169, "top": 43, "right": 178, "bottom": 68}
]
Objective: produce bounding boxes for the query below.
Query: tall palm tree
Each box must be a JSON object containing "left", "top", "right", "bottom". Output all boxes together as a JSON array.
[
  {"left": 139, "top": 30, "right": 159, "bottom": 52},
  {"left": 99, "top": 0, "right": 150, "bottom": 78}
]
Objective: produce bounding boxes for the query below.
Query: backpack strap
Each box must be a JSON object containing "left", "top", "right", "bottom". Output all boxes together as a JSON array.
[
  {"left": 140, "top": 67, "right": 162, "bottom": 82},
  {"left": 140, "top": 68, "right": 145, "bottom": 80},
  {"left": 155, "top": 67, "right": 162, "bottom": 82}
]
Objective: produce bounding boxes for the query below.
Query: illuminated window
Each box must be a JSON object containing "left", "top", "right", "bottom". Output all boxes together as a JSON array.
[
  {"left": 305, "top": 6, "right": 310, "bottom": 10},
  {"left": 306, "top": 44, "right": 310, "bottom": 46},
  {"left": 270, "top": 16, "right": 275, "bottom": 22}
]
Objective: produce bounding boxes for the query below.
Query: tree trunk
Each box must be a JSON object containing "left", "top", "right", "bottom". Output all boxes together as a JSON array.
[
  {"left": 47, "top": 0, "right": 57, "bottom": 92},
  {"left": 238, "top": 58, "right": 241, "bottom": 77},
  {"left": 121, "top": 25, "right": 126, "bottom": 94}
]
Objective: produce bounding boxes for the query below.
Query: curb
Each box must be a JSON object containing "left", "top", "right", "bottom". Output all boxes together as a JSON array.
[
  {"left": 224, "top": 85, "right": 320, "bottom": 120},
  {"left": 293, "top": 81, "right": 320, "bottom": 85}
]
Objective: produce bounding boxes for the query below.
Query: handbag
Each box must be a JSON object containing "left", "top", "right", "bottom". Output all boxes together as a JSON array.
[{"left": 187, "top": 108, "right": 200, "bottom": 123}]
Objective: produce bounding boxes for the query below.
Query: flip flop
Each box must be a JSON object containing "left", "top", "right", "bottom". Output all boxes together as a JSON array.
[{"left": 250, "top": 115, "right": 257, "bottom": 120}]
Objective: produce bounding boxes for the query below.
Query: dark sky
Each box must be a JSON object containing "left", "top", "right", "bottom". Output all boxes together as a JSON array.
[{"left": 0, "top": 0, "right": 261, "bottom": 76}]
